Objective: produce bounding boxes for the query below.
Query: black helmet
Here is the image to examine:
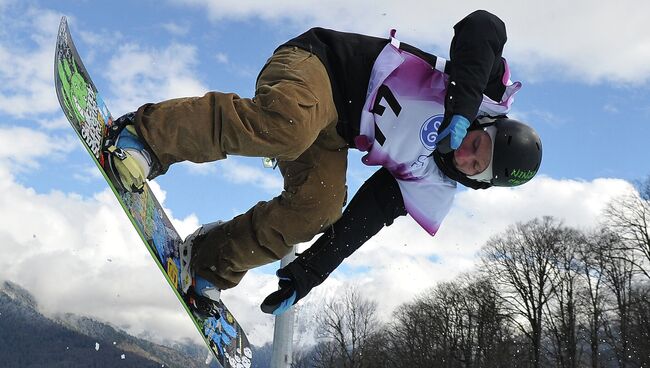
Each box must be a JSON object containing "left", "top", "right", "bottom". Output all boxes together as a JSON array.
[
  {"left": 434, "top": 116, "right": 542, "bottom": 188},
  {"left": 484, "top": 117, "right": 542, "bottom": 187}
]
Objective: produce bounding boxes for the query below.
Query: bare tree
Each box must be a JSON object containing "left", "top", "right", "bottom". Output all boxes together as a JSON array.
[
  {"left": 313, "top": 287, "right": 380, "bottom": 368},
  {"left": 481, "top": 216, "right": 572, "bottom": 368},
  {"left": 387, "top": 294, "right": 440, "bottom": 367},
  {"left": 292, "top": 346, "right": 318, "bottom": 368},
  {"left": 600, "top": 238, "right": 637, "bottom": 368},
  {"left": 311, "top": 340, "right": 340, "bottom": 368},
  {"left": 385, "top": 275, "right": 515, "bottom": 368},
  {"left": 356, "top": 328, "right": 393, "bottom": 368},
  {"left": 542, "top": 227, "right": 584, "bottom": 368},
  {"left": 576, "top": 230, "right": 613, "bottom": 368},
  {"left": 628, "top": 285, "right": 650, "bottom": 367},
  {"left": 604, "top": 177, "right": 650, "bottom": 280},
  {"left": 640, "top": 176, "right": 650, "bottom": 201},
  {"left": 457, "top": 274, "right": 512, "bottom": 368}
]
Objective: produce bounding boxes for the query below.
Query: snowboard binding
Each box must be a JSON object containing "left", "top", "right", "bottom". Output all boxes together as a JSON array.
[
  {"left": 104, "top": 112, "right": 161, "bottom": 193},
  {"left": 180, "top": 221, "right": 224, "bottom": 302}
]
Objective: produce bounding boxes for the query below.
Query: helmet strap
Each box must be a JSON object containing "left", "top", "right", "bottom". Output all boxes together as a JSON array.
[{"left": 432, "top": 150, "right": 491, "bottom": 190}]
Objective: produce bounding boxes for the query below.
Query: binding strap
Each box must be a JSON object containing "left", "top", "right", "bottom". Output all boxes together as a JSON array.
[{"left": 105, "top": 145, "right": 146, "bottom": 192}]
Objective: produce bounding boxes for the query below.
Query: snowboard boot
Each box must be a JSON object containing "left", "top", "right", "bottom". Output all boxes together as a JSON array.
[
  {"left": 180, "top": 221, "right": 224, "bottom": 302},
  {"left": 105, "top": 112, "right": 161, "bottom": 193}
]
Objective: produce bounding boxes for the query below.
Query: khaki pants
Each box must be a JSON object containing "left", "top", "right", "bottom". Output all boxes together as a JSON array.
[{"left": 134, "top": 47, "right": 349, "bottom": 289}]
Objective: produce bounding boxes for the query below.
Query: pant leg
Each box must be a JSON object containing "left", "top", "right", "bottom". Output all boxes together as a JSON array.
[
  {"left": 133, "top": 46, "right": 350, "bottom": 289},
  {"left": 134, "top": 47, "right": 337, "bottom": 174},
  {"left": 191, "top": 125, "right": 349, "bottom": 290}
]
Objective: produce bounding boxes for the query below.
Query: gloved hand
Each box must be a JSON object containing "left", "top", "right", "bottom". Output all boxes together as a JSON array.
[
  {"left": 260, "top": 268, "right": 298, "bottom": 315},
  {"left": 260, "top": 260, "right": 325, "bottom": 315},
  {"left": 435, "top": 114, "right": 471, "bottom": 150}
]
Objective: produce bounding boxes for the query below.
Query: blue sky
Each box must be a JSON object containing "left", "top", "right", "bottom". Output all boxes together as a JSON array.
[{"left": 1, "top": 0, "right": 649, "bottom": 349}]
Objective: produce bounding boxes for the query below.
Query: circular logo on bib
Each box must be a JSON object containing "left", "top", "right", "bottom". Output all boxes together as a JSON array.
[{"left": 420, "top": 114, "right": 444, "bottom": 151}]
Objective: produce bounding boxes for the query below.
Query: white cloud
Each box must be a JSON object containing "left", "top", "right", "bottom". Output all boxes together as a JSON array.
[
  {"left": 76, "top": 28, "right": 126, "bottom": 68},
  {"left": 220, "top": 269, "right": 278, "bottom": 346},
  {"left": 71, "top": 164, "right": 104, "bottom": 183},
  {"left": 215, "top": 52, "right": 229, "bottom": 64},
  {"left": 162, "top": 22, "right": 191, "bottom": 36},
  {"left": 35, "top": 115, "right": 71, "bottom": 131},
  {"left": 0, "top": 4, "right": 205, "bottom": 122},
  {"left": 518, "top": 109, "right": 568, "bottom": 128},
  {"left": 604, "top": 104, "right": 620, "bottom": 114},
  {"left": 299, "top": 176, "right": 636, "bottom": 319},
  {"left": 0, "top": 0, "right": 12, "bottom": 11},
  {"left": 180, "top": 158, "right": 284, "bottom": 194},
  {"left": 0, "top": 169, "right": 192, "bottom": 340},
  {"left": 147, "top": 180, "right": 203, "bottom": 239},
  {"left": 0, "top": 117, "right": 279, "bottom": 348},
  {"left": 171, "top": 0, "right": 650, "bottom": 85},
  {"left": 105, "top": 42, "right": 208, "bottom": 116},
  {"left": 0, "top": 158, "right": 280, "bottom": 347},
  {"left": 77, "top": 28, "right": 121, "bottom": 48},
  {"left": 179, "top": 161, "right": 219, "bottom": 176},
  {"left": 0, "top": 7, "right": 62, "bottom": 118},
  {"left": 0, "top": 126, "right": 76, "bottom": 170},
  {"left": 219, "top": 159, "right": 283, "bottom": 193}
]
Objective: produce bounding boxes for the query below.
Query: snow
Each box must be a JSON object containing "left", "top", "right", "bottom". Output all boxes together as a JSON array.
[{"left": 204, "top": 350, "right": 213, "bottom": 364}]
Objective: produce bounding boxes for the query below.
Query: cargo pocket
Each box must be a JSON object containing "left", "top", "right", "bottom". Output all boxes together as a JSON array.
[
  {"left": 278, "top": 146, "right": 320, "bottom": 196},
  {"left": 256, "top": 81, "right": 319, "bottom": 123}
]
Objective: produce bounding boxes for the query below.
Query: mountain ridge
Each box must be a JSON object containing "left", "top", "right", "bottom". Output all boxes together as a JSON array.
[{"left": 0, "top": 280, "right": 218, "bottom": 368}]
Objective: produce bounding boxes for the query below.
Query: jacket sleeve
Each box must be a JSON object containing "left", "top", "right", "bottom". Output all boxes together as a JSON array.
[
  {"left": 284, "top": 168, "right": 407, "bottom": 299},
  {"left": 444, "top": 10, "right": 508, "bottom": 121}
]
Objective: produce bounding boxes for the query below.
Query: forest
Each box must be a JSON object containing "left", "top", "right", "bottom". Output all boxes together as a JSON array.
[{"left": 290, "top": 177, "right": 650, "bottom": 368}]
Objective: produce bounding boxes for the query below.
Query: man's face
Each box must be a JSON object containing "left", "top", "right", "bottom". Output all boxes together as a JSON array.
[{"left": 453, "top": 130, "right": 492, "bottom": 176}]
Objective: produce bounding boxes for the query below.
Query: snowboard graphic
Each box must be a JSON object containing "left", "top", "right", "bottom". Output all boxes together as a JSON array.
[{"left": 54, "top": 17, "right": 252, "bottom": 368}]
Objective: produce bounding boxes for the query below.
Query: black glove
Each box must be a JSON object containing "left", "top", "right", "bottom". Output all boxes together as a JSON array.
[
  {"left": 260, "top": 260, "right": 324, "bottom": 315},
  {"left": 261, "top": 168, "right": 407, "bottom": 315}
]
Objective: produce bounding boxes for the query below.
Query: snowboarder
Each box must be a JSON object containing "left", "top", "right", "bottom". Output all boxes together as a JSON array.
[{"left": 106, "top": 10, "right": 542, "bottom": 315}]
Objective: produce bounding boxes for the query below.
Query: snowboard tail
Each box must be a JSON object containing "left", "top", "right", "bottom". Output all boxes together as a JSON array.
[{"left": 54, "top": 17, "right": 252, "bottom": 368}]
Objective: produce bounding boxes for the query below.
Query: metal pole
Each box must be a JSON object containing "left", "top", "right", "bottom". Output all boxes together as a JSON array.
[{"left": 270, "top": 247, "right": 297, "bottom": 368}]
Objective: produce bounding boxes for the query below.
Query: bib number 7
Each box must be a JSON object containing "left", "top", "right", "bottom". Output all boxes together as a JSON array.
[{"left": 370, "top": 85, "right": 402, "bottom": 145}]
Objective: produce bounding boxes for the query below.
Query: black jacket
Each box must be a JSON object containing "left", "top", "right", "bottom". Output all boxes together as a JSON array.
[{"left": 280, "top": 9, "right": 507, "bottom": 147}]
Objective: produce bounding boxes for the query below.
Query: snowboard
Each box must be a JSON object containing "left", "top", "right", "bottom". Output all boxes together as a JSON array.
[{"left": 54, "top": 17, "right": 252, "bottom": 368}]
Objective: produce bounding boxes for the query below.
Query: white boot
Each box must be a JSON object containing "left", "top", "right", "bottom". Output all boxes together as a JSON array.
[
  {"left": 105, "top": 112, "right": 160, "bottom": 193},
  {"left": 179, "top": 221, "right": 224, "bottom": 301}
]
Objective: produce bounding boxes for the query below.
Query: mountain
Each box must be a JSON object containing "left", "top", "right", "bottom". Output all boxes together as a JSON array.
[{"left": 0, "top": 280, "right": 219, "bottom": 368}]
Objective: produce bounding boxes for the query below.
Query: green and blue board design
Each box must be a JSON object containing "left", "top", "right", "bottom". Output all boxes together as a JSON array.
[{"left": 54, "top": 17, "right": 252, "bottom": 368}]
